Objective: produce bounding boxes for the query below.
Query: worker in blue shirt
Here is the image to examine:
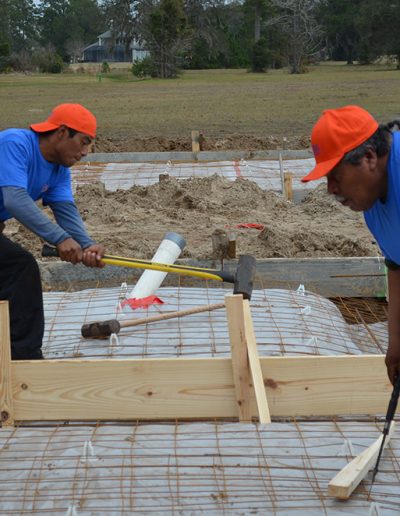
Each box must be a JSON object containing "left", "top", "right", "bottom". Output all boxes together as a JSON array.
[
  {"left": 302, "top": 105, "right": 400, "bottom": 385},
  {"left": 0, "top": 103, "right": 105, "bottom": 360}
]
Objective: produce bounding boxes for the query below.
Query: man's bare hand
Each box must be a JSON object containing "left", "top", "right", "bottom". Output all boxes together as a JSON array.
[
  {"left": 385, "top": 349, "right": 400, "bottom": 385},
  {"left": 57, "top": 238, "right": 83, "bottom": 264},
  {"left": 82, "top": 243, "right": 105, "bottom": 268}
]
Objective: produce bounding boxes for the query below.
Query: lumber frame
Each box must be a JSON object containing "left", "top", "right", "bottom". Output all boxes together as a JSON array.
[
  {"left": 0, "top": 299, "right": 395, "bottom": 424},
  {"left": 328, "top": 422, "right": 396, "bottom": 499},
  {"left": 225, "top": 295, "right": 252, "bottom": 422},
  {"left": 0, "top": 354, "right": 393, "bottom": 423},
  {"left": 0, "top": 301, "right": 14, "bottom": 426},
  {"left": 225, "top": 295, "right": 271, "bottom": 423}
]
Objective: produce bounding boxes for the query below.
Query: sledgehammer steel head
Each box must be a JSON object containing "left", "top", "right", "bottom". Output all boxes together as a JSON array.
[
  {"left": 233, "top": 255, "right": 256, "bottom": 300},
  {"left": 81, "top": 319, "right": 121, "bottom": 339}
]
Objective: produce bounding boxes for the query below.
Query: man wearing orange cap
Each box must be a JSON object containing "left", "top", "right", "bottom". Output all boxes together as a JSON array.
[
  {"left": 0, "top": 103, "right": 105, "bottom": 360},
  {"left": 302, "top": 105, "right": 400, "bottom": 385}
]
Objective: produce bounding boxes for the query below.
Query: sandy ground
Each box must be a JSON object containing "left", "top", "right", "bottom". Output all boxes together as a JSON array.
[
  {"left": 92, "top": 134, "right": 310, "bottom": 153},
  {"left": 4, "top": 176, "right": 379, "bottom": 262}
]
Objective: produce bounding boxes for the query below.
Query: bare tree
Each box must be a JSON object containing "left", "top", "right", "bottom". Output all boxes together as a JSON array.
[
  {"left": 65, "top": 38, "right": 84, "bottom": 63},
  {"left": 101, "top": 0, "right": 144, "bottom": 56},
  {"left": 271, "top": 0, "right": 322, "bottom": 73}
]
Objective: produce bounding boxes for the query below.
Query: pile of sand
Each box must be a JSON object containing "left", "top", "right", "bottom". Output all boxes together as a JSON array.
[{"left": 4, "top": 175, "right": 379, "bottom": 261}]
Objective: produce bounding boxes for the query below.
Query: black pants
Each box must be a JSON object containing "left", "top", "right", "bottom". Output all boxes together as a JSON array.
[{"left": 0, "top": 232, "right": 44, "bottom": 360}]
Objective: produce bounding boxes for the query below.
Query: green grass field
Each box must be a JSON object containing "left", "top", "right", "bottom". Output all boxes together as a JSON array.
[{"left": 1, "top": 64, "right": 400, "bottom": 140}]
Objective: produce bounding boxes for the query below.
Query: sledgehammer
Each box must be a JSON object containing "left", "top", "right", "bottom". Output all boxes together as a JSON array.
[
  {"left": 81, "top": 302, "right": 225, "bottom": 339},
  {"left": 41, "top": 245, "right": 256, "bottom": 298}
]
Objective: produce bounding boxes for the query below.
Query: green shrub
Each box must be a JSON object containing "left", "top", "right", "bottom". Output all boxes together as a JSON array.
[
  {"left": 251, "top": 38, "right": 272, "bottom": 73},
  {"left": 101, "top": 61, "right": 110, "bottom": 73},
  {"left": 34, "top": 50, "right": 64, "bottom": 73},
  {"left": 132, "top": 56, "right": 155, "bottom": 78},
  {"left": 0, "top": 42, "right": 11, "bottom": 73}
]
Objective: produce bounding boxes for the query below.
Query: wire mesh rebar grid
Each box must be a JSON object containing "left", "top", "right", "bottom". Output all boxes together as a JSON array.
[{"left": 0, "top": 420, "right": 399, "bottom": 514}]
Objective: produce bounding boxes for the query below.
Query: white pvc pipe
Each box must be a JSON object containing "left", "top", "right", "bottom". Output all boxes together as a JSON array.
[{"left": 128, "top": 232, "right": 186, "bottom": 300}]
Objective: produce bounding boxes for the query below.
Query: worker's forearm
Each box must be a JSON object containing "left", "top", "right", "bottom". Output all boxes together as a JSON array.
[
  {"left": 49, "top": 201, "right": 94, "bottom": 249},
  {"left": 2, "top": 186, "right": 70, "bottom": 244}
]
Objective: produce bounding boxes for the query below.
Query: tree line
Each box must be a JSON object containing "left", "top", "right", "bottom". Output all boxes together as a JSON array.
[{"left": 1, "top": 0, "right": 399, "bottom": 77}]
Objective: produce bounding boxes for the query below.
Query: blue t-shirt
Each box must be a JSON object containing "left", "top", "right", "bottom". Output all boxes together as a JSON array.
[
  {"left": 364, "top": 131, "right": 400, "bottom": 263},
  {"left": 0, "top": 129, "right": 74, "bottom": 221}
]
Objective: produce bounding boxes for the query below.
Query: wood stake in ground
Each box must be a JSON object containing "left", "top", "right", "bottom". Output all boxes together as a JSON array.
[
  {"left": 225, "top": 294, "right": 271, "bottom": 424},
  {"left": 225, "top": 294, "right": 252, "bottom": 422},
  {"left": 284, "top": 172, "right": 293, "bottom": 201},
  {"left": 191, "top": 130, "right": 200, "bottom": 153}
]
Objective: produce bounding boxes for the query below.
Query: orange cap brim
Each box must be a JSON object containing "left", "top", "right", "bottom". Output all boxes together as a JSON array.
[
  {"left": 30, "top": 121, "right": 62, "bottom": 133},
  {"left": 301, "top": 155, "right": 343, "bottom": 183}
]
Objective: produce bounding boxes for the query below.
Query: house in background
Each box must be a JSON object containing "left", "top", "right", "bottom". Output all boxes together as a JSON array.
[{"left": 82, "top": 31, "right": 149, "bottom": 63}]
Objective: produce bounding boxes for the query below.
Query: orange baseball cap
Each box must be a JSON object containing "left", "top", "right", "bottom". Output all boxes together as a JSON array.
[
  {"left": 30, "top": 103, "right": 97, "bottom": 138},
  {"left": 302, "top": 105, "right": 379, "bottom": 182}
]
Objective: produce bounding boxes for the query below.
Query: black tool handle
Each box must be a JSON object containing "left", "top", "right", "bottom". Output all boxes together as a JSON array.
[
  {"left": 42, "top": 244, "right": 59, "bottom": 257},
  {"left": 385, "top": 374, "right": 400, "bottom": 426}
]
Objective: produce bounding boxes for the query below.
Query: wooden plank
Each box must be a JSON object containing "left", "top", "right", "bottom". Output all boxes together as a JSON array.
[
  {"left": 243, "top": 300, "right": 271, "bottom": 423},
  {"left": 10, "top": 355, "right": 394, "bottom": 422},
  {"left": 283, "top": 172, "right": 293, "bottom": 201},
  {"left": 225, "top": 295, "right": 252, "bottom": 422},
  {"left": 259, "top": 355, "right": 390, "bottom": 417},
  {"left": 191, "top": 131, "right": 200, "bottom": 153},
  {"left": 278, "top": 152, "right": 285, "bottom": 193},
  {"left": 0, "top": 301, "right": 14, "bottom": 426},
  {"left": 328, "top": 422, "right": 395, "bottom": 499},
  {"left": 205, "top": 256, "right": 387, "bottom": 298}
]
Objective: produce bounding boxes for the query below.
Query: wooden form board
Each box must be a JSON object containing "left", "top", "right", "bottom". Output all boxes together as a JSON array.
[
  {"left": 4, "top": 355, "right": 394, "bottom": 422},
  {"left": 0, "top": 302, "right": 13, "bottom": 426},
  {"left": 214, "top": 256, "right": 387, "bottom": 298}
]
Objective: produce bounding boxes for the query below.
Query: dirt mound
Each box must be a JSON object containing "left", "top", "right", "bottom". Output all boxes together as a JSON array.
[
  {"left": 4, "top": 177, "right": 379, "bottom": 262},
  {"left": 92, "top": 134, "right": 310, "bottom": 153}
]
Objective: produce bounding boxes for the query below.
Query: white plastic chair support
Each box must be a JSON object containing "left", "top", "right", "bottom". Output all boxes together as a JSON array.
[
  {"left": 117, "top": 282, "right": 129, "bottom": 315},
  {"left": 109, "top": 333, "right": 120, "bottom": 349},
  {"left": 306, "top": 336, "right": 318, "bottom": 348},
  {"left": 340, "top": 439, "right": 356, "bottom": 457},
  {"left": 66, "top": 504, "right": 78, "bottom": 516},
  {"left": 80, "top": 440, "right": 98, "bottom": 464},
  {"left": 296, "top": 284, "right": 305, "bottom": 296},
  {"left": 369, "top": 502, "right": 381, "bottom": 516}
]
